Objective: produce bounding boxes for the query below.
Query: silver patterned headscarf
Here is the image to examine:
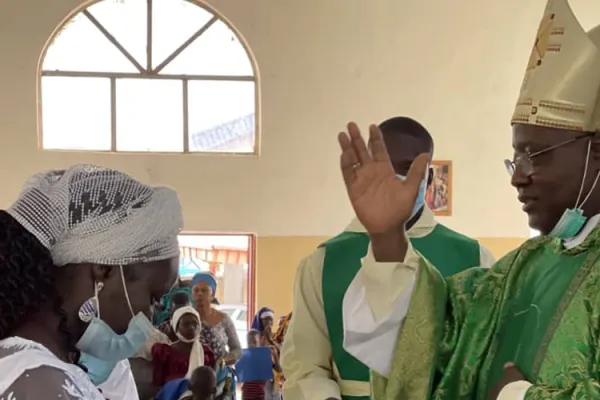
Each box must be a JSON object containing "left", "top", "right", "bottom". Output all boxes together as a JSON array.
[{"left": 7, "top": 164, "right": 183, "bottom": 266}]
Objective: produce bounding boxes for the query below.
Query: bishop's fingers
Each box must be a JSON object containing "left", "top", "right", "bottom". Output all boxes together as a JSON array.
[
  {"left": 339, "top": 132, "right": 360, "bottom": 186},
  {"left": 347, "top": 122, "right": 373, "bottom": 166},
  {"left": 405, "top": 153, "right": 431, "bottom": 187},
  {"left": 367, "top": 124, "right": 391, "bottom": 163}
]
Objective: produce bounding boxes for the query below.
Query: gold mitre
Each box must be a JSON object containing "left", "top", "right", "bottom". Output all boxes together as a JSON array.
[{"left": 512, "top": 0, "right": 600, "bottom": 132}]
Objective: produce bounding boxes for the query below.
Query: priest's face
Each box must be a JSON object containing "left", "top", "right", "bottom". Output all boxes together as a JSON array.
[
  {"left": 511, "top": 124, "right": 599, "bottom": 234},
  {"left": 382, "top": 132, "right": 433, "bottom": 184}
]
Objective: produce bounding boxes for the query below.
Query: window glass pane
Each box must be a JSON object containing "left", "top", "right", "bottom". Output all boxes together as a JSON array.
[
  {"left": 116, "top": 79, "right": 183, "bottom": 152},
  {"left": 152, "top": 0, "right": 214, "bottom": 69},
  {"left": 87, "top": 0, "right": 147, "bottom": 68},
  {"left": 188, "top": 81, "right": 255, "bottom": 153},
  {"left": 41, "top": 77, "right": 111, "bottom": 151},
  {"left": 239, "top": 310, "right": 247, "bottom": 322},
  {"left": 43, "top": 13, "right": 138, "bottom": 73},
  {"left": 161, "top": 19, "right": 253, "bottom": 76},
  {"left": 221, "top": 308, "right": 235, "bottom": 317}
]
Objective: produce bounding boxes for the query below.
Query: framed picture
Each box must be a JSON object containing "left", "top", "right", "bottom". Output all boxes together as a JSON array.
[{"left": 425, "top": 160, "right": 452, "bottom": 216}]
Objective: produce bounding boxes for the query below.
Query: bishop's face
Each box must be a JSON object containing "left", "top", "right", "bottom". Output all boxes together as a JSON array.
[{"left": 510, "top": 124, "right": 596, "bottom": 235}]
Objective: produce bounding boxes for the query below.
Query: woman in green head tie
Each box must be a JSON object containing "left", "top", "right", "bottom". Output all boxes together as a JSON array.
[{"left": 154, "top": 283, "right": 193, "bottom": 327}]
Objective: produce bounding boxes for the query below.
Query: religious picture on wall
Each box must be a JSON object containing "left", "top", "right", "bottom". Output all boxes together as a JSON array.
[{"left": 425, "top": 160, "right": 452, "bottom": 216}]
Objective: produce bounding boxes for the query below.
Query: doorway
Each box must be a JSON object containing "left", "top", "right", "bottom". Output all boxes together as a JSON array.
[{"left": 178, "top": 233, "right": 256, "bottom": 347}]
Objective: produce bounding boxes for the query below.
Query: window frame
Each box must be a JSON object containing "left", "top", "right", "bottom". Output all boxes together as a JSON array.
[{"left": 37, "top": 0, "right": 260, "bottom": 155}]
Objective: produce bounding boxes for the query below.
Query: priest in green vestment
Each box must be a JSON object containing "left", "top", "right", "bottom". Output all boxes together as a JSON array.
[
  {"left": 281, "top": 117, "right": 495, "bottom": 400},
  {"left": 338, "top": 1, "right": 600, "bottom": 399}
]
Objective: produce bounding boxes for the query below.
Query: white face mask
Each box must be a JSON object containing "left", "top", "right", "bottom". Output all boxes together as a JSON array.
[{"left": 176, "top": 331, "right": 199, "bottom": 344}]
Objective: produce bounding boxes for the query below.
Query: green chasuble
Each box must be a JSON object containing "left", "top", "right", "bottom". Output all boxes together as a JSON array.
[
  {"left": 321, "top": 224, "right": 481, "bottom": 400},
  {"left": 374, "top": 227, "right": 600, "bottom": 400}
]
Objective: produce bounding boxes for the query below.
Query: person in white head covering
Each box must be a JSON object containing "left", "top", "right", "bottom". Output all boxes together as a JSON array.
[
  {"left": 152, "top": 305, "right": 215, "bottom": 388},
  {"left": 0, "top": 164, "right": 183, "bottom": 399}
]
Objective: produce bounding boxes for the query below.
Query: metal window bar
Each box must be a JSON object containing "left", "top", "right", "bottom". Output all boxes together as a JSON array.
[
  {"left": 182, "top": 79, "right": 189, "bottom": 152},
  {"left": 146, "top": 0, "right": 153, "bottom": 71},
  {"left": 110, "top": 77, "right": 117, "bottom": 151},
  {"left": 41, "top": 70, "right": 254, "bottom": 81},
  {"left": 152, "top": 16, "right": 218, "bottom": 74},
  {"left": 83, "top": 10, "right": 146, "bottom": 73}
]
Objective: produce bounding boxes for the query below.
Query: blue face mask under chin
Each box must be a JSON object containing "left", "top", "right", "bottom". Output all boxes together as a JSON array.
[
  {"left": 76, "top": 312, "right": 154, "bottom": 362},
  {"left": 396, "top": 174, "right": 428, "bottom": 220},
  {"left": 76, "top": 266, "right": 155, "bottom": 384}
]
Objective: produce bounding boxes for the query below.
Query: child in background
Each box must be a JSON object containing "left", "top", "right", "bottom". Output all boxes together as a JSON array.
[
  {"left": 155, "top": 366, "right": 217, "bottom": 400},
  {"left": 241, "top": 329, "right": 283, "bottom": 400},
  {"left": 185, "top": 366, "right": 217, "bottom": 400},
  {"left": 241, "top": 330, "right": 266, "bottom": 400}
]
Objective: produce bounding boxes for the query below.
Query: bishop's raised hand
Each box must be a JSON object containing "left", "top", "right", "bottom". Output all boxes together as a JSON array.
[{"left": 338, "top": 122, "right": 429, "bottom": 235}]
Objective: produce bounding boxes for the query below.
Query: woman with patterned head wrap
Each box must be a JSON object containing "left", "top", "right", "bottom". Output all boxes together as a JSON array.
[
  {"left": 191, "top": 272, "right": 242, "bottom": 364},
  {"left": 0, "top": 164, "right": 183, "bottom": 399}
]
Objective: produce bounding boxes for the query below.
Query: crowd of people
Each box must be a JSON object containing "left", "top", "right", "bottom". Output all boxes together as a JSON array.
[
  {"left": 1, "top": 0, "right": 600, "bottom": 399},
  {"left": 133, "top": 274, "right": 292, "bottom": 400}
]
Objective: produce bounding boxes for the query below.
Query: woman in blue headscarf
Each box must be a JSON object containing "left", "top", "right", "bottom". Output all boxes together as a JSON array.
[
  {"left": 191, "top": 272, "right": 241, "bottom": 363},
  {"left": 191, "top": 272, "right": 240, "bottom": 399}
]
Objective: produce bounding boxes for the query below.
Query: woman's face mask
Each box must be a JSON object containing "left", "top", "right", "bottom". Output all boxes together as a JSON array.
[{"left": 77, "top": 266, "right": 154, "bottom": 382}]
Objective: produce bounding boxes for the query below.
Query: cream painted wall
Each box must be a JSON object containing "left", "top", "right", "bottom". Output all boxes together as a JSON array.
[{"left": 1, "top": 0, "right": 599, "bottom": 238}]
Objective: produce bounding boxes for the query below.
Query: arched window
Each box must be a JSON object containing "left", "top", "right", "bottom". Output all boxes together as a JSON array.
[{"left": 39, "top": 0, "right": 258, "bottom": 154}]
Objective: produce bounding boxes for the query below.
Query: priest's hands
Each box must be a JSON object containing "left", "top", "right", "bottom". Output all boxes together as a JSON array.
[
  {"left": 338, "top": 122, "right": 430, "bottom": 234},
  {"left": 487, "top": 362, "right": 527, "bottom": 400}
]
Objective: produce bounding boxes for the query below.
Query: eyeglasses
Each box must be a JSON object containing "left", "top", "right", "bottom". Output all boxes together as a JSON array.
[{"left": 504, "top": 132, "right": 593, "bottom": 177}]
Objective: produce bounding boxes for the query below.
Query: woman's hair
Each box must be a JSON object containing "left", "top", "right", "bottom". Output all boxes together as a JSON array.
[{"left": 0, "top": 211, "right": 81, "bottom": 363}]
